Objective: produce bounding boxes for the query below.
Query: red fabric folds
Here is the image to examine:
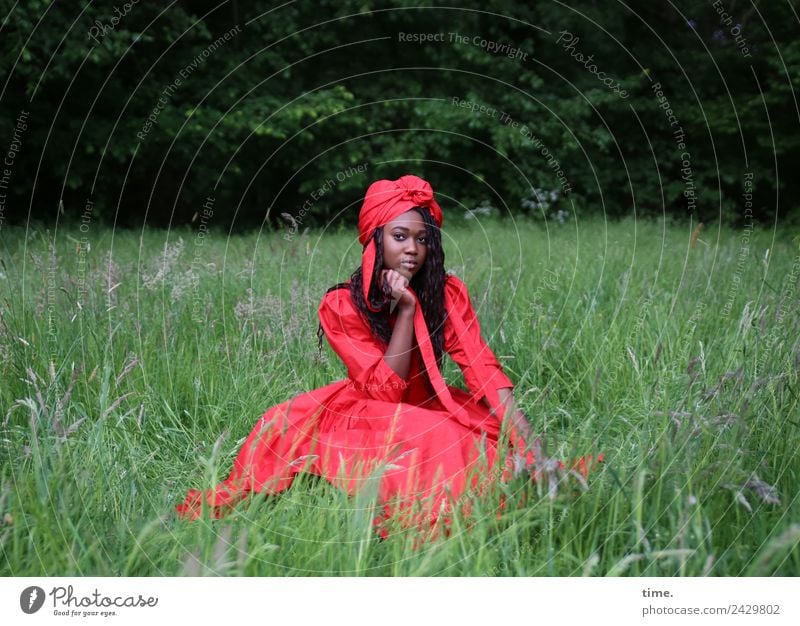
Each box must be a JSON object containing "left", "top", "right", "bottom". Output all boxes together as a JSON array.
[{"left": 176, "top": 276, "right": 540, "bottom": 534}]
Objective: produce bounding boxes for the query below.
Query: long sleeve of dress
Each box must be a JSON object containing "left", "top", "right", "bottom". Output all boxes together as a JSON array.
[
  {"left": 444, "top": 274, "right": 514, "bottom": 404},
  {"left": 318, "top": 288, "right": 409, "bottom": 403}
]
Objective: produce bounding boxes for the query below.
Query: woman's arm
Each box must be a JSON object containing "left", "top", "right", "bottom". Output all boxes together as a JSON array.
[
  {"left": 442, "top": 275, "right": 541, "bottom": 456},
  {"left": 444, "top": 275, "right": 515, "bottom": 402},
  {"left": 381, "top": 269, "right": 416, "bottom": 379},
  {"left": 319, "top": 286, "right": 410, "bottom": 402}
]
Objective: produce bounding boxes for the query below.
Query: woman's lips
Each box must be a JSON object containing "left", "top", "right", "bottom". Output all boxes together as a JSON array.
[{"left": 400, "top": 261, "right": 418, "bottom": 271}]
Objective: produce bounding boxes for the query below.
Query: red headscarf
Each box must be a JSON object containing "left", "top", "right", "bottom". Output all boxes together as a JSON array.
[{"left": 357, "top": 175, "right": 472, "bottom": 426}]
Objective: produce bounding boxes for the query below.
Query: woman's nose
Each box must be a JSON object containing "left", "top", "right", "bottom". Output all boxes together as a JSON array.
[{"left": 404, "top": 239, "right": 418, "bottom": 254}]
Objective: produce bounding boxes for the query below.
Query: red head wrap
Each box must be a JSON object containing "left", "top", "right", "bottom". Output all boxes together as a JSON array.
[{"left": 358, "top": 175, "right": 442, "bottom": 243}]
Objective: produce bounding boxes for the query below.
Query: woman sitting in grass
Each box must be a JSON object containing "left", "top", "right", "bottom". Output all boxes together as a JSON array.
[{"left": 177, "top": 174, "right": 600, "bottom": 538}]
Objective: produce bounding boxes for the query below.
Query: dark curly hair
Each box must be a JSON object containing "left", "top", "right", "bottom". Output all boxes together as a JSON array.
[{"left": 317, "top": 206, "right": 447, "bottom": 366}]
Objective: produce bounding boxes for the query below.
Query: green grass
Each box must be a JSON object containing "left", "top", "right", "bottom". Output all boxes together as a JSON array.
[{"left": 1, "top": 217, "right": 798, "bottom": 576}]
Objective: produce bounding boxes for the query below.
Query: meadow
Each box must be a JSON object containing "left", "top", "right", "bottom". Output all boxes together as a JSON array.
[{"left": 1, "top": 216, "right": 798, "bottom": 576}]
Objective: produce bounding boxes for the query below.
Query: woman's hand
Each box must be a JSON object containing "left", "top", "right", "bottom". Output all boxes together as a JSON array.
[
  {"left": 497, "top": 387, "right": 536, "bottom": 447},
  {"left": 381, "top": 269, "right": 415, "bottom": 311},
  {"left": 495, "top": 388, "right": 547, "bottom": 476}
]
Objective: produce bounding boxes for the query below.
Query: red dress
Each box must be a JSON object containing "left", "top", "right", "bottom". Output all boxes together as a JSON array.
[{"left": 177, "top": 274, "right": 531, "bottom": 536}]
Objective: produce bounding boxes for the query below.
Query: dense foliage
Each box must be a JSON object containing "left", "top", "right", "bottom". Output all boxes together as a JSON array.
[{"left": 1, "top": 0, "right": 798, "bottom": 230}]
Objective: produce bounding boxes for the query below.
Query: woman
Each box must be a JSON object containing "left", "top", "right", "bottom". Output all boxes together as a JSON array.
[{"left": 177, "top": 174, "right": 597, "bottom": 538}]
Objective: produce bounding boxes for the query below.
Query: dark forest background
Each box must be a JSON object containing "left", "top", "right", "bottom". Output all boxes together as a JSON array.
[{"left": 1, "top": 0, "right": 798, "bottom": 230}]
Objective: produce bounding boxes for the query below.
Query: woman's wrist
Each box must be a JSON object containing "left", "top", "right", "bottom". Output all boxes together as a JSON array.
[{"left": 395, "top": 297, "right": 416, "bottom": 314}]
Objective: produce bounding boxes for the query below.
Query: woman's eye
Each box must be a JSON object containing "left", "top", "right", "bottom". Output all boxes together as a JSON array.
[{"left": 393, "top": 233, "right": 426, "bottom": 243}]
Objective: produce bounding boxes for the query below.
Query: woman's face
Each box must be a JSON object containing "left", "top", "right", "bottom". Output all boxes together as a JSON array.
[{"left": 382, "top": 209, "right": 429, "bottom": 280}]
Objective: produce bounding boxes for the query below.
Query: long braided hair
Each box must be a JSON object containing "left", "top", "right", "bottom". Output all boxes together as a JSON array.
[{"left": 317, "top": 206, "right": 447, "bottom": 366}]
